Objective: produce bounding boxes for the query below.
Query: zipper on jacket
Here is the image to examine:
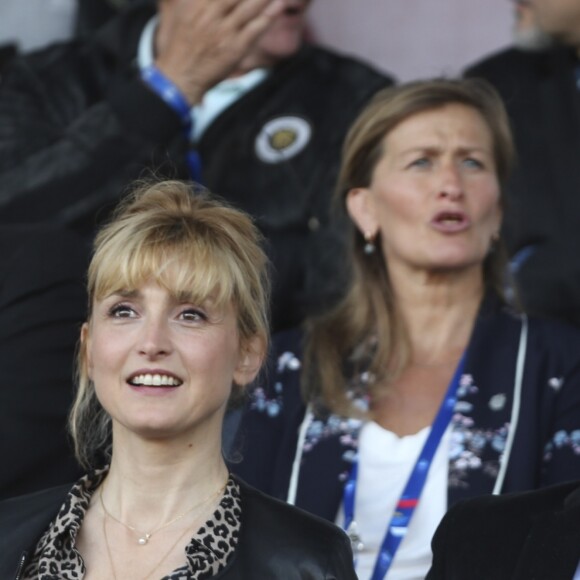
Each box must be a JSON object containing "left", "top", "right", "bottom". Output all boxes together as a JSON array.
[{"left": 14, "top": 551, "right": 27, "bottom": 580}]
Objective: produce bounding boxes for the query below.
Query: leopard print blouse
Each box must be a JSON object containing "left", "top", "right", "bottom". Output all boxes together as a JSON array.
[{"left": 22, "top": 469, "right": 241, "bottom": 579}]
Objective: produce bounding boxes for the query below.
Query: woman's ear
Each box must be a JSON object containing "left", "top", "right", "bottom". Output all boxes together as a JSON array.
[
  {"left": 346, "top": 187, "right": 379, "bottom": 240},
  {"left": 233, "top": 335, "right": 265, "bottom": 387}
]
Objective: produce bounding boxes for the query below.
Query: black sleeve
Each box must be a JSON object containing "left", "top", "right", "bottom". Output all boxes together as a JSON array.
[{"left": 0, "top": 51, "right": 186, "bottom": 229}]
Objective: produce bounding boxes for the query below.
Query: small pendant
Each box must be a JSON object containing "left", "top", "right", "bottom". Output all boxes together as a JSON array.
[
  {"left": 138, "top": 533, "right": 151, "bottom": 545},
  {"left": 346, "top": 521, "right": 364, "bottom": 555}
]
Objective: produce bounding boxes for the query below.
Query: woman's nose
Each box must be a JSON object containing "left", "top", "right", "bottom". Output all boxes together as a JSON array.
[
  {"left": 438, "top": 163, "right": 464, "bottom": 200},
  {"left": 138, "top": 317, "right": 172, "bottom": 358}
]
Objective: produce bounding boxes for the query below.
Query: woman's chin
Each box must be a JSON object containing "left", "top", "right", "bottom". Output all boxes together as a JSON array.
[
  {"left": 121, "top": 421, "right": 179, "bottom": 441},
  {"left": 419, "top": 248, "right": 487, "bottom": 273},
  {"left": 112, "top": 410, "right": 224, "bottom": 445}
]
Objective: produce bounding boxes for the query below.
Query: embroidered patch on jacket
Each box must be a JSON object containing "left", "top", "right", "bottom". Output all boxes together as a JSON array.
[{"left": 255, "top": 116, "right": 312, "bottom": 163}]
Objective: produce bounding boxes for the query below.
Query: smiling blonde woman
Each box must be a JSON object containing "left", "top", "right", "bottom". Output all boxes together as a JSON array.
[{"left": 0, "top": 179, "right": 356, "bottom": 580}]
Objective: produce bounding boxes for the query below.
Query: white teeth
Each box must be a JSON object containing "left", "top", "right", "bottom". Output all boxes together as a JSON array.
[{"left": 130, "top": 373, "right": 182, "bottom": 387}]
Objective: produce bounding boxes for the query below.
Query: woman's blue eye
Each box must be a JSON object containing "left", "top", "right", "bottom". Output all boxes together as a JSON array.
[
  {"left": 463, "top": 158, "right": 484, "bottom": 169},
  {"left": 409, "top": 157, "right": 431, "bottom": 168}
]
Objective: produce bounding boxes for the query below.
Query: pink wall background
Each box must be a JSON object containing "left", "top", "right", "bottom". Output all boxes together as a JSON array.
[
  {"left": 307, "top": 0, "right": 515, "bottom": 81},
  {"left": 0, "top": 1, "right": 516, "bottom": 82}
]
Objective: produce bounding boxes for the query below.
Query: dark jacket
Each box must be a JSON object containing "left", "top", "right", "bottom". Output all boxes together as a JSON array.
[
  {"left": 465, "top": 46, "right": 580, "bottom": 327},
  {"left": 0, "top": 476, "right": 356, "bottom": 580},
  {"left": 231, "top": 294, "right": 580, "bottom": 521},
  {"left": 427, "top": 480, "right": 580, "bottom": 579},
  {"left": 0, "top": 0, "right": 392, "bottom": 331},
  {"left": 0, "top": 225, "right": 87, "bottom": 500}
]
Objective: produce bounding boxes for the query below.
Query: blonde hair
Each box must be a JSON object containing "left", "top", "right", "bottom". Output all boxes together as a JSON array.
[
  {"left": 305, "top": 78, "right": 515, "bottom": 414},
  {"left": 70, "top": 179, "right": 270, "bottom": 468}
]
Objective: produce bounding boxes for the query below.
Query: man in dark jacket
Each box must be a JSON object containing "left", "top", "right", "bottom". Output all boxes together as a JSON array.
[
  {"left": 465, "top": 0, "right": 580, "bottom": 327},
  {"left": 0, "top": 0, "right": 392, "bottom": 499},
  {"left": 0, "top": 0, "right": 392, "bottom": 330}
]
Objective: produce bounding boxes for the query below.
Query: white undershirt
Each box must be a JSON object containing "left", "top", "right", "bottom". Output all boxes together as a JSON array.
[
  {"left": 335, "top": 422, "right": 450, "bottom": 580},
  {"left": 137, "top": 16, "right": 268, "bottom": 141}
]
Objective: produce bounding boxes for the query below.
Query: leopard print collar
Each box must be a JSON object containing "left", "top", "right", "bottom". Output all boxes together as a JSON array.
[{"left": 22, "top": 468, "right": 241, "bottom": 579}]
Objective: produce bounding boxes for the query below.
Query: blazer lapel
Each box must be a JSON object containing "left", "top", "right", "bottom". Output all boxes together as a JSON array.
[{"left": 448, "top": 295, "right": 523, "bottom": 505}]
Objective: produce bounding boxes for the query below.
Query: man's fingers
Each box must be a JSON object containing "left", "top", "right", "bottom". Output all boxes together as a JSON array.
[
  {"left": 198, "top": 0, "right": 280, "bottom": 21},
  {"left": 230, "top": 0, "right": 285, "bottom": 51},
  {"left": 229, "top": 0, "right": 285, "bottom": 31},
  {"left": 264, "top": 0, "right": 285, "bottom": 18},
  {"left": 154, "top": 0, "right": 287, "bottom": 101}
]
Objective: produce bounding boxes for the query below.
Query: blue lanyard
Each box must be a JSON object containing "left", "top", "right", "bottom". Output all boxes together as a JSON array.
[
  {"left": 186, "top": 148, "right": 203, "bottom": 184},
  {"left": 141, "top": 65, "right": 203, "bottom": 184},
  {"left": 343, "top": 353, "right": 466, "bottom": 579}
]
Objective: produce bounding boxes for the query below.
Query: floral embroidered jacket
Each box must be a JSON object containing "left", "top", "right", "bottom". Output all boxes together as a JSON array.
[{"left": 231, "top": 294, "right": 580, "bottom": 522}]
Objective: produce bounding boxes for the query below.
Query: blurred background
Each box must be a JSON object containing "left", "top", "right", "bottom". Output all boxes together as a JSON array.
[
  {"left": 0, "top": 0, "right": 514, "bottom": 80},
  {"left": 308, "top": 0, "right": 513, "bottom": 80}
]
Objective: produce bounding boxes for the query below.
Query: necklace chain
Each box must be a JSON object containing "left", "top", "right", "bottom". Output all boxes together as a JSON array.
[
  {"left": 99, "top": 477, "right": 228, "bottom": 545},
  {"left": 100, "top": 477, "right": 228, "bottom": 580},
  {"left": 102, "top": 507, "right": 195, "bottom": 580}
]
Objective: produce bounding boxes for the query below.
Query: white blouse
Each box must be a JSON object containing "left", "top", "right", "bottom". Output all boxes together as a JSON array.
[{"left": 335, "top": 421, "right": 451, "bottom": 580}]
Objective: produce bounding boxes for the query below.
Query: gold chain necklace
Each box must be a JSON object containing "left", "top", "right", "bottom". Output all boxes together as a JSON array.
[
  {"left": 99, "top": 478, "right": 228, "bottom": 545},
  {"left": 102, "top": 508, "right": 194, "bottom": 580}
]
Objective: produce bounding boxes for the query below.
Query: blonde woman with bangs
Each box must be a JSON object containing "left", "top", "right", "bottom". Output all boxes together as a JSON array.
[{"left": 0, "top": 180, "right": 356, "bottom": 580}]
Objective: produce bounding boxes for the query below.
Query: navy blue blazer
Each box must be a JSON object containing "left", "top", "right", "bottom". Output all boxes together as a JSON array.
[{"left": 231, "top": 294, "right": 580, "bottom": 522}]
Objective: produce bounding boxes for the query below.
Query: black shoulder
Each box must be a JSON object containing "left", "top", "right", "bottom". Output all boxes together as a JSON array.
[
  {"left": 236, "top": 476, "right": 354, "bottom": 566},
  {"left": 465, "top": 47, "right": 536, "bottom": 77},
  {"left": 300, "top": 44, "right": 395, "bottom": 94},
  {"left": 1, "top": 40, "right": 81, "bottom": 86},
  {"left": 238, "top": 476, "right": 348, "bottom": 539},
  {"left": 445, "top": 480, "right": 580, "bottom": 536},
  {"left": 465, "top": 46, "right": 572, "bottom": 97},
  {"left": 0, "top": 484, "right": 71, "bottom": 576},
  {"left": 429, "top": 482, "right": 580, "bottom": 580},
  {"left": 0, "top": 484, "right": 70, "bottom": 524}
]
